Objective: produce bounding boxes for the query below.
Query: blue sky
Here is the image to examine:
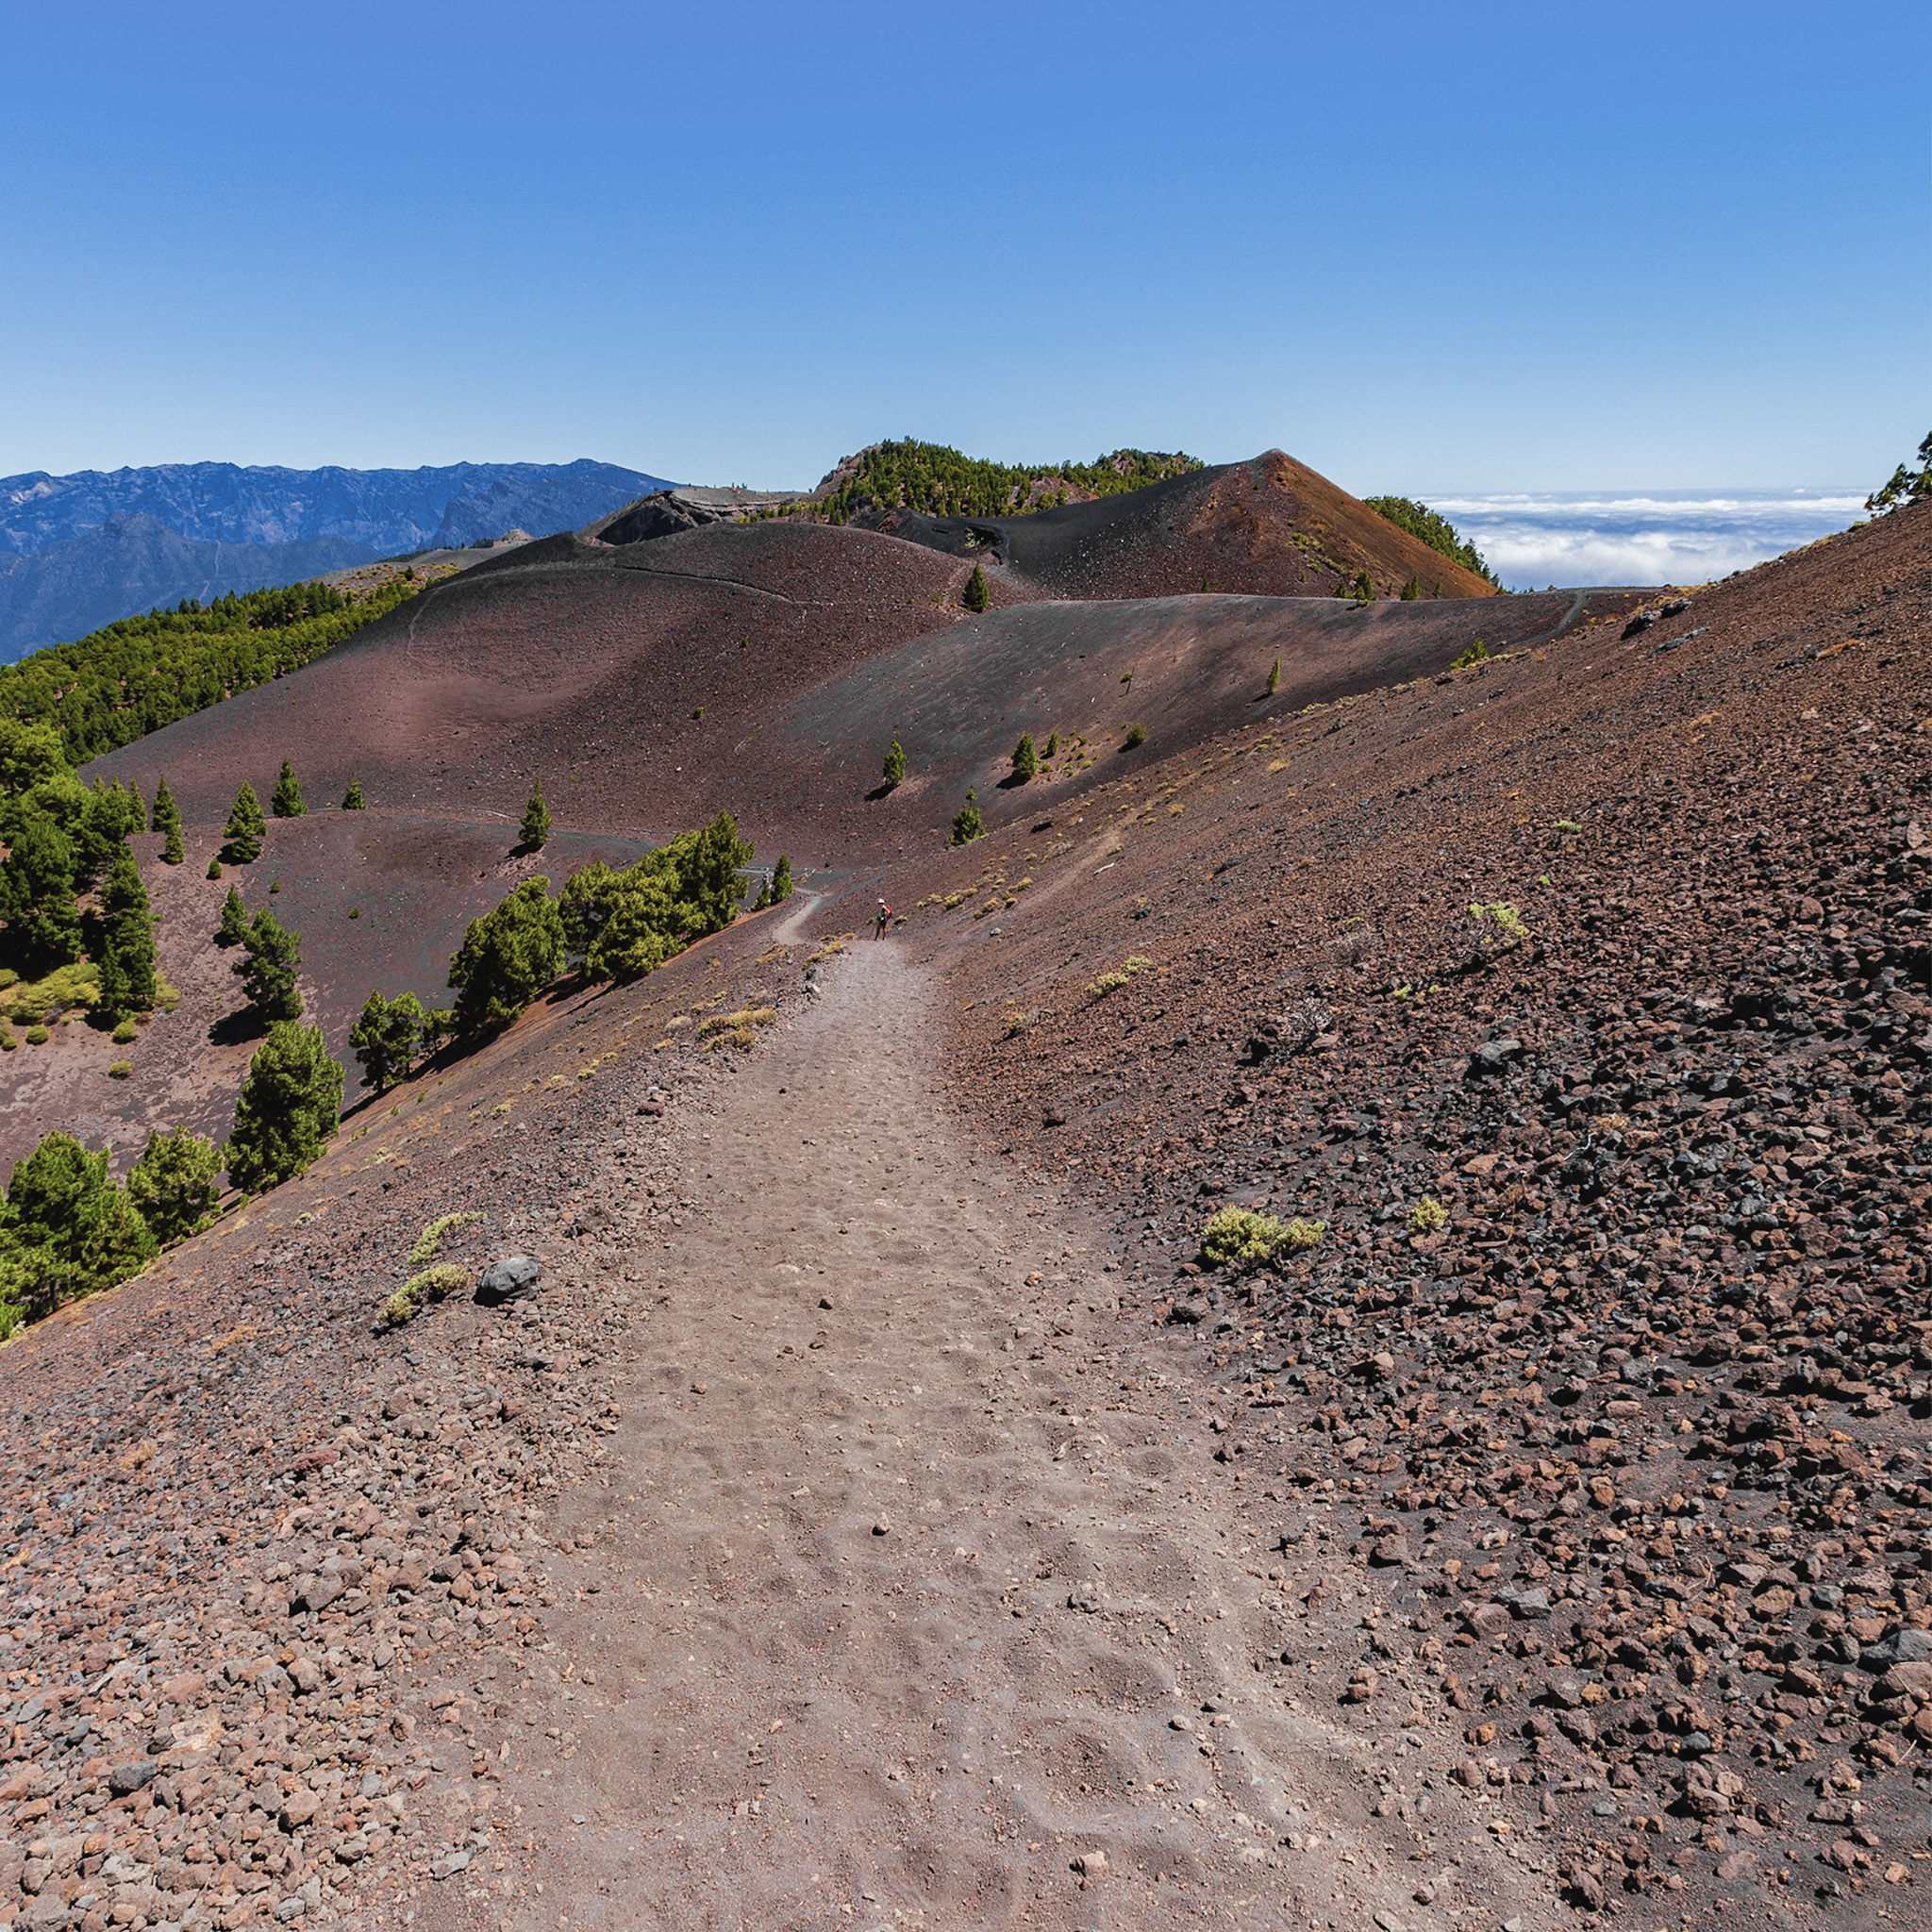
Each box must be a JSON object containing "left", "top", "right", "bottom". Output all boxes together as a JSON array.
[{"left": 2, "top": 2, "right": 1926, "bottom": 500}]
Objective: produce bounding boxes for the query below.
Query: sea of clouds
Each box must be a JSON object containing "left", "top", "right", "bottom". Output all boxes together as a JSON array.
[{"left": 1426, "top": 490, "right": 1865, "bottom": 591}]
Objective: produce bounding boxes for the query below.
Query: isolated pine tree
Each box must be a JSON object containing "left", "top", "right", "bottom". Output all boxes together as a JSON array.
[
  {"left": 233, "top": 909, "right": 303, "bottom": 1023},
  {"left": 222, "top": 782, "right": 265, "bottom": 863},
  {"left": 961, "top": 564, "right": 991, "bottom": 612},
  {"left": 1267, "top": 657, "right": 1280, "bottom": 694},
  {"left": 769, "top": 854, "right": 792, "bottom": 903},
  {"left": 341, "top": 777, "right": 366, "bottom": 809},
  {"left": 882, "top": 737, "right": 907, "bottom": 790},
  {"left": 226, "top": 1023, "right": 343, "bottom": 1193},
  {"left": 150, "top": 776, "right": 184, "bottom": 863},
  {"left": 270, "top": 759, "right": 306, "bottom": 818},
  {"left": 349, "top": 991, "right": 424, "bottom": 1092},
  {"left": 1043, "top": 729, "right": 1058, "bottom": 760},
  {"left": 950, "top": 790, "right": 985, "bottom": 845},
  {"left": 519, "top": 780, "right": 552, "bottom": 850},
  {"left": 217, "top": 886, "right": 248, "bottom": 946},
  {"left": 1011, "top": 734, "right": 1037, "bottom": 783}
]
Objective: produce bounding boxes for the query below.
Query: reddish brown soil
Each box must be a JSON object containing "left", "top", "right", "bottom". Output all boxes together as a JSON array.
[{"left": 2, "top": 486, "right": 1925, "bottom": 1931}]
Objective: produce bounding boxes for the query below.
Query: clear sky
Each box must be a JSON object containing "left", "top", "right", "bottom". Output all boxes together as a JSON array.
[{"left": 3, "top": 2, "right": 1926, "bottom": 498}]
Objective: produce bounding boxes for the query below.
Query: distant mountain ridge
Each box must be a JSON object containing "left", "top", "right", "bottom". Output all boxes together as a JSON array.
[{"left": 0, "top": 458, "right": 672, "bottom": 660}]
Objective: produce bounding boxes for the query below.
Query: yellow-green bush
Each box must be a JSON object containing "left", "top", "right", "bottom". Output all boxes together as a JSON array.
[{"left": 382, "top": 1262, "right": 471, "bottom": 1326}]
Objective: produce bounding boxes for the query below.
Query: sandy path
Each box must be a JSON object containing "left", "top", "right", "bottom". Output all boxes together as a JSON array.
[{"left": 472, "top": 942, "right": 1532, "bottom": 1932}]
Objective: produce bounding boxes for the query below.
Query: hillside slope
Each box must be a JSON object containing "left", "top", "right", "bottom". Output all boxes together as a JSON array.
[
  {"left": 851, "top": 451, "right": 1500, "bottom": 602},
  {"left": 0, "top": 493, "right": 1922, "bottom": 1929}
]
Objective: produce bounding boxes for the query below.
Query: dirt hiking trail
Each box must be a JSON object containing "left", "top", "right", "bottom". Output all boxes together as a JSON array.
[{"left": 458, "top": 942, "right": 1534, "bottom": 1932}]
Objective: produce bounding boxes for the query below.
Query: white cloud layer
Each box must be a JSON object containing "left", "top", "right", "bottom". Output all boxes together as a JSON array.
[{"left": 1426, "top": 491, "right": 1865, "bottom": 591}]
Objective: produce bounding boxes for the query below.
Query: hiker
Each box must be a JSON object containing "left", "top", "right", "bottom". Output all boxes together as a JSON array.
[{"left": 874, "top": 898, "right": 891, "bottom": 940}]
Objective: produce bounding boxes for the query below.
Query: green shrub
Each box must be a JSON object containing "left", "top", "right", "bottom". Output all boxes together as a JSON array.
[
  {"left": 1043, "top": 729, "right": 1058, "bottom": 759},
  {"left": 127, "top": 1127, "right": 223, "bottom": 1241},
  {"left": 1450, "top": 639, "right": 1491, "bottom": 670},
  {"left": 1468, "top": 901, "right": 1528, "bottom": 951},
  {"left": 25, "top": 1026, "right": 47, "bottom": 1045},
  {"left": 409, "top": 1210, "right": 483, "bottom": 1265},
  {"left": 107, "top": 1059, "right": 132, "bottom": 1079},
  {"left": 111, "top": 1018, "right": 138, "bottom": 1044},
  {"left": 881, "top": 737, "right": 907, "bottom": 789},
  {"left": 382, "top": 1262, "right": 471, "bottom": 1326},
  {"left": 341, "top": 777, "right": 366, "bottom": 809},
  {"left": 961, "top": 563, "right": 991, "bottom": 612},
  {"left": 1200, "top": 1208, "right": 1326, "bottom": 1267},
  {"left": 1087, "top": 954, "right": 1151, "bottom": 997},
  {"left": 950, "top": 789, "right": 985, "bottom": 845},
  {"left": 1266, "top": 657, "right": 1280, "bottom": 694},
  {"left": 1408, "top": 1196, "right": 1449, "bottom": 1234},
  {"left": 226, "top": 1022, "right": 343, "bottom": 1192},
  {"left": 1010, "top": 733, "right": 1037, "bottom": 782},
  {"left": 1352, "top": 570, "right": 1374, "bottom": 602},
  {"left": 1122, "top": 724, "right": 1147, "bottom": 750},
  {"left": 207, "top": 858, "right": 222, "bottom": 880}
]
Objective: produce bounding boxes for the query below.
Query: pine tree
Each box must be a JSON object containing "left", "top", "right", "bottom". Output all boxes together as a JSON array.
[
  {"left": 1401, "top": 573, "right": 1422, "bottom": 600},
  {"left": 882, "top": 737, "right": 907, "bottom": 789},
  {"left": 1043, "top": 729, "right": 1058, "bottom": 760},
  {"left": 519, "top": 780, "right": 552, "bottom": 850},
  {"left": 770, "top": 854, "right": 792, "bottom": 903},
  {"left": 126, "top": 1127, "right": 222, "bottom": 1242},
  {"left": 950, "top": 789, "right": 985, "bottom": 845},
  {"left": 1267, "top": 657, "right": 1280, "bottom": 694},
  {"left": 222, "top": 781, "right": 265, "bottom": 863},
  {"left": 1011, "top": 734, "right": 1037, "bottom": 783},
  {"left": 349, "top": 991, "right": 425, "bottom": 1092},
  {"left": 98, "top": 845, "right": 158, "bottom": 1014},
  {"left": 341, "top": 777, "right": 366, "bottom": 810},
  {"left": 270, "top": 759, "right": 306, "bottom": 818},
  {"left": 217, "top": 886, "right": 248, "bottom": 946},
  {"left": 151, "top": 774, "right": 186, "bottom": 863},
  {"left": 448, "top": 877, "right": 565, "bottom": 1033},
  {"left": 1353, "top": 570, "right": 1374, "bottom": 603},
  {"left": 961, "top": 563, "right": 991, "bottom": 612},
  {"left": 226, "top": 1023, "right": 343, "bottom": 1193},
  {"left": 233, "top": 909, "right": 303, "bottom": 1023}
]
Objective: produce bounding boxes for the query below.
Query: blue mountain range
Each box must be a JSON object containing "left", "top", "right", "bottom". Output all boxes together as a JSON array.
[{"left": 0, "top": 458, "right": 672, "bottom": 662}]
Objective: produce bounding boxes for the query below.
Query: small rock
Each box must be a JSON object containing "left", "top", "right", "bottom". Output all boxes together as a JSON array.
[
  {"left": 430, "top": 1850, "right": 471, "bottom": 1881},
  {"left": 1374, "top": 1911, "right": 1405, "bottom": 1932},
  {"left": 1861, "top": 1627, "right": 1932, "bottom": 1671},
  {"left": 106, "top": 1759, "right": 156, "bottom": 1796},
  {"left": 1072, "top": 1850, "right": 1108, "bottom": 1876},
  {"left": 872, "top": 1519, "right": 890, "bottom": 1537}
]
